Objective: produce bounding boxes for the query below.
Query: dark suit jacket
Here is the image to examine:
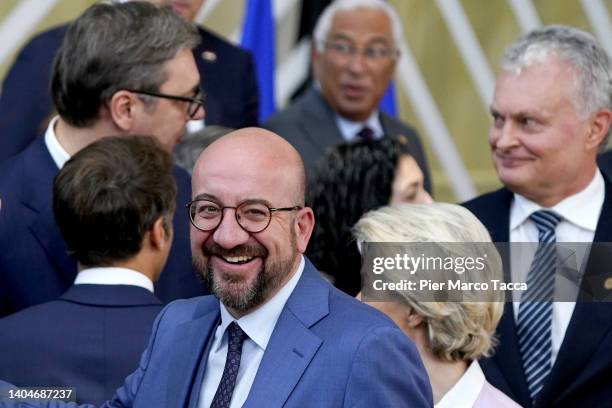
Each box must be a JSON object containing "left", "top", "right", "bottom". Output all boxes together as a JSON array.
[
  {"left": 597, "top": 150, "right": 612, "bottom": 181},
  {"left": 0, "top": 24, "right": 258, "bottom": 164},
  {"left": 42, "top": 259, "right": 430, "bottom": 408},
  {"left": 462, "top": 177, "right": 612, "bottom": 408},
  {"left": 263, "top": 87, "right": 432, "bottom": 192},
  {"left": 0, "top": 284, "right": 163, "bottom": 405},
  {"left": 0, "top": 136, "right": 206, "bottom": 317}
]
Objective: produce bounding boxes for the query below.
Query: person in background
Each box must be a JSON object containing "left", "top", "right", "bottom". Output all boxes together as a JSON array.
[
  {"left": 308, "top": 135, "right": 432, "bottom": 295},
  {"left": 264, "top": 0, "right": 431, "bottom": 190},
  {"left": 463, "top": 25, "right": 612, "bottom": 407},
  {"left": 0, "top": 1, "right": 207, "bottom": 317},
  {"left": 0, "top": 136, "right": 174, "bottom": 405},
  {"left": 354, "top": 203, "right": 520, "bottom": 408},
  {"left": 173, "top": 125, "right": 232, "bottom": 174},
  {"left": 0, "top": 0, "right": 258, "bottom": 164}
]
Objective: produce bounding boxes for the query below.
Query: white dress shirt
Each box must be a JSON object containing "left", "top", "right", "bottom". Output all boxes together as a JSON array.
[
  {"left": 198, "top": 256, "right": 305, "bottom": 408},
  {"left": 44, "top": 116, "right": 69, "bottom": 169},
  {"left": 335, "top": 110, "right": 384, "bottom": 142},
  {"left": 74, "top": 267, "right": 155, "bottom": 293},
  {"left": 509, "top": 170, "right": 604, "bottom": 366},
  {"left": 435, "top": 361, "right": 485, "bottom": 408}
]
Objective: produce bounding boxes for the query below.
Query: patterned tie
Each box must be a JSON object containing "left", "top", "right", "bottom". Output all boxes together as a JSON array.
[
  {"left": 210, "top": 322, "right": 248, "bottom": 408},
  {"left": 356, "top": 126, "right": 375, "bottom": 141},
  {"left": 517, "top": 210, "right": 562, "bottom": 403}
]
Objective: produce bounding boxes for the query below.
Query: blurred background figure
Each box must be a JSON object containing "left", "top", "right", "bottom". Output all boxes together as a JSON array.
[
  {"left": 0, "top": 136, "right": 174, "bottom": 405},
  {"left": 173, "top": 125, "right": 232, "bottom": 174},
  {"left": 264, "top": 0, "right": 431, "bottom": 189},
  {"left": 0, "top": 0, "right": 258, "bottom": 164},
  {"left": 307, "top": 135, "right": 432, "bottom": 295},
  {"left": 354, "top": 203, "right": 520, "bottom": 408}
]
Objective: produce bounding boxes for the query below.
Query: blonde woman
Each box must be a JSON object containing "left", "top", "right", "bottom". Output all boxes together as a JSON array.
[{"left": 354, "top": 203, "right": 521, "bottom": 408}]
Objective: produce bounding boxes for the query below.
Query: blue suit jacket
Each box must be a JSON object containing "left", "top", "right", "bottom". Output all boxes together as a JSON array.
[
  {"left": 463, "top": 177, "right": 612, "bottom": 408},
  {"left": 0, "top": 284, "right": 163, "bottom": 405},
  {"left": 0, "top": 24, "right": 258, "bottom": 164},
  {"left": 92, "top": 260, "right": 433, "bottom": 407},
  {"left": 0, "top": 136, "right": 206, "bottom": 316}
]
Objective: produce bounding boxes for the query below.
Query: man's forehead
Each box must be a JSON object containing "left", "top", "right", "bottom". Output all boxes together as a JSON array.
[
  {"left": 192, "top": 165, "right": 292, "bottom": 204},
  {"left": 497, "top": 60, "right": 574, "bottom": 95},
  {"left": 328, "top": 8, "right": 393, "bottom": 41},
  {"left": 160, "top": 49, "right": 200, "bottom": 91}
]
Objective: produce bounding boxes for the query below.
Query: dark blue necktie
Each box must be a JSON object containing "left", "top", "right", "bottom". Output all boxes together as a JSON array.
[
  {"left": 357, "top": 126, "right": 375, "bottom": 141},
  {"left": 517, "top": 210, "right": 562, "bottom": 402},
  {"left": 210, "top": 322, "right": 248, "bottom": 408}
]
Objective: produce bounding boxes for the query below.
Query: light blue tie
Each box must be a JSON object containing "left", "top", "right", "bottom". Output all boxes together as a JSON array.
[{"left": 517, "top": 210, "right": 562, "bottom": 402}]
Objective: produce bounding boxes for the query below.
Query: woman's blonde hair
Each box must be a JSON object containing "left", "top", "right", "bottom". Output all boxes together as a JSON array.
[{"left": 353, "top": 203, "right": 504, "bottom": 361}]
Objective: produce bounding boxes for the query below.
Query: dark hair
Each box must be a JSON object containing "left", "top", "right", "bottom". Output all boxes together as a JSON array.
[
  {"left": 307, "top": 136, "right": 410, "bottom": 295},
  {"left": 51, "top": 1, "right": 200, "bottom": 127},
  {"left": 53, "top": 135, "right": 177, "bottom": 267}
]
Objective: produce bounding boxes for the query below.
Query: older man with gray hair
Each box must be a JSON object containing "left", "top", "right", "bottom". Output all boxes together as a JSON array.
[
  {"left": 0, "top": 1, "right": 207, "bottom": 317},
  {"left": 464, "top": 25, "right": 612, "bottom": 407},
  {"left": 264, "top": 0, "right": 431, "bottom": 191}
]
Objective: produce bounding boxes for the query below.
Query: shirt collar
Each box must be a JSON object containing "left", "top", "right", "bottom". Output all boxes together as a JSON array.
[
  {"left": 434, "top": 360, "right": 485, "bottom": 408},
  {"left": 74, "top": 267, "right": 155, "bottom": 293},
  {"left": 334, "top": 110, "right": 384, "bottom": 142},
  {"left": 510, "top": 170, "right": 604, "bottom": 232},
  {"left": 44, "top": 116, "right": 70, "bottom": 169},
  {"left": 217, "top": 255, "right": 305, "bottom": 351}
]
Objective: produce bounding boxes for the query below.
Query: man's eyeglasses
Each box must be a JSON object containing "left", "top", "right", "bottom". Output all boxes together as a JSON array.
[
  {"left": 126, "top": 89, "right": 205, "bottom": 119},
  {"left": 187, "top": 199, "right": 302, "bottom": 233},
  {"left": 323, "top": 41, "right": 399, "bottom": 61}
]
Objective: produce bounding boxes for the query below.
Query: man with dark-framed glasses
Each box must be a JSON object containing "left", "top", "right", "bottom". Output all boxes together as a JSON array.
[
  {"left": 0, "top": 1, "right": 208, "bottom": 317},
  {"left": 0, "top": 127, "right": 432, "bottom": 408},
  {"left": 187, "top": 199, "right": 301, "bottom": 233}
]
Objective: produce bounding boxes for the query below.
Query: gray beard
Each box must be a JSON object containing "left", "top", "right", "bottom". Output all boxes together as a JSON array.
[{"left": 194, "top": 247, "right": 298, "bottom": 312}]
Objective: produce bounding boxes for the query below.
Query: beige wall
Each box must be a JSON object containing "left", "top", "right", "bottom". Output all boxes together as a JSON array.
[{"left": 0, "top": 0, "right": 610, "bottom": 201}]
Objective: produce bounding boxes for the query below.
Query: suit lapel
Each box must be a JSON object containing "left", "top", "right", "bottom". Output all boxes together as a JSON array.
[
  {"left": 23, "top": 137, "right": 76, "bottom": 285},
  {"left": 166, "top": 303, "right": 220, "bottom": 408},
  {"left": 536, "top": 175, "right": 612, "bottom": 407},
  {"left": 298, "top": 87, "right": 344, "bottom": 155},
  {"left": 29, "top": 202, "right": 77, "bottom": 285},
  {"left": 192, "top": 27, "right": 220, "bottom": 126},
  {"left": 243, "top": 261, "right": 328, "bottom": 407}
]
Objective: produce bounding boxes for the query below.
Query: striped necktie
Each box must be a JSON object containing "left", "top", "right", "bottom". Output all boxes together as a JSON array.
[{"left": 517, "top": 210, "right": 562, "bottom": 403}]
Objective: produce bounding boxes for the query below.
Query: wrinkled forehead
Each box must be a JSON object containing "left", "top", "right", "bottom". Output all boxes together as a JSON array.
[{"left": 493, "top": 59, "right": 577, "bottom": 108}]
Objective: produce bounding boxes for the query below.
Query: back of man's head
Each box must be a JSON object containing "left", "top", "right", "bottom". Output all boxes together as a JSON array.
[
  {"left": 53, "top": 135, "right": 177, "bottom": 268},
  {"left": 51, "top": 1, "right": 200, "bottom": 128}
]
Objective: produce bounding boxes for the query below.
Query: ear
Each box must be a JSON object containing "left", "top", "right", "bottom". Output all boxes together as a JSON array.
[
  {"left": 586, "top": 108, "right": 612, "bottom": 150},
  {"left": 294, "top": 207, "right": 315, "bottom": 254},
  {"left": 310, "top": 43, "right": 322, "bottom": 80},
  {"left": 108, "top": 90, "right": 138, "bottom": 132},
  {"left": 150, "top": 216, "right": 173, "bottom": 252},
  {"left": 405, "top": 307, "right": 424, "bottom": 328}
]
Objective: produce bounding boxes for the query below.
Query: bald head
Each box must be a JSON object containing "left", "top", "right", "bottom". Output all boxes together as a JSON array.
[
  {"left": 194, "top": 128, "right": 306, "bottom": 204},
  {"left": 189, "top": 128, "right": 315, "bottom": 317}
]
